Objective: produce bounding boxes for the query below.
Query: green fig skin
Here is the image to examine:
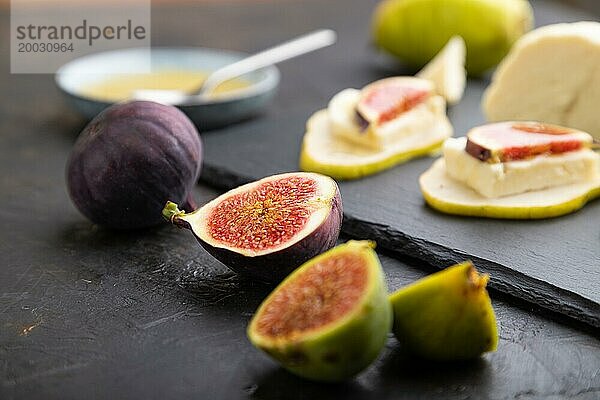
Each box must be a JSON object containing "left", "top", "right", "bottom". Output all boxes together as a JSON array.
[
  {"left": 390, "top": 261, "right": 498, "bottom": 360},
  {"left": 372, "top": 0, "right": 534, "bottom": 76},
  {"left": 247, "top": 241, "right": 392, "bottom": 382}
]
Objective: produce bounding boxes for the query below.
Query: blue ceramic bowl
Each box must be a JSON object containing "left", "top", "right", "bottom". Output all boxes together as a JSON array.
[{"left": 55, "top": 47, "right": 280, "bottom": 131}]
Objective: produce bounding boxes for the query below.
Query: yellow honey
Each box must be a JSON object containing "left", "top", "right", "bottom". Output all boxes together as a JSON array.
[{"left": 80, "top": 69, "right": 250, "bottom": 102}]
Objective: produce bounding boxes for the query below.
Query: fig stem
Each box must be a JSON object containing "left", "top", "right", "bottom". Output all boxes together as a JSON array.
[{"left": 162, "top": 201, "right": 190, "bottom": 229}]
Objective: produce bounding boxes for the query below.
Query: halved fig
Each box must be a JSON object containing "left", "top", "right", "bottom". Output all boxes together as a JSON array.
[
  {"left": 390, "top": 261, "right": 498, "bottom": 360},
  {"left": 466, "top": 121, "right": 593, "bottom": 163},
  {"left": 247, "top": 241, "right": 392, "bottom": 382},
  {"left": 162, "top": 172, "right": 342, "bottom": 282},
  {"left": 356, "top": 77, "right": 433, "bottom": 127}
]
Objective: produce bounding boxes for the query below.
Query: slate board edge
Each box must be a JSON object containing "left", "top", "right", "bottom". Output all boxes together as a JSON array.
[
  {"left": 199, "top": 166, "right": 600, "bottom": 329},
  {"left": 342, "top": 216, "right": 600, "bottom": 329}
]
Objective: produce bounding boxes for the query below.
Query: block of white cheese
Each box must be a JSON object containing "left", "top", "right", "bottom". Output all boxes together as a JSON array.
[
  {"left": 443, "top": 137, "right": 600, "bottom": 198},
  {"left": 328, "top": 88, "right": 452, "bottom": 150},
  {"left": 482, "top": 22, "right": 600, "bottom": 141}
]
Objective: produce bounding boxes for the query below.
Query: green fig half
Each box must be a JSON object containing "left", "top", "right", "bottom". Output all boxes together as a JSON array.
[
  {"left": 390, "top": 261, "right": 498, "bottom": 360},
  {"left": 247, "top": 240, "right": 392, "bottom": 382}
]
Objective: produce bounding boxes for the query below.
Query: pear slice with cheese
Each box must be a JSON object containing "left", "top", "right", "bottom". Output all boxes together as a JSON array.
[
  {"left": 482, "top": 21, "right": 600, "bottom": 141},
  {"left": 300, "top": 109, "right": 451, "bottom": 180},
  {"left": 420, "top": 157, "right": 600, "bottom": 219},
  {"left": 417, "top": 36, "right": 467, "bottom": 105}
]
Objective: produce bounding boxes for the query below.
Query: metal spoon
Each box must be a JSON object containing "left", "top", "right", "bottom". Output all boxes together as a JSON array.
[{"left": 133, "top": 29, "right": 337, "bottom": 105}]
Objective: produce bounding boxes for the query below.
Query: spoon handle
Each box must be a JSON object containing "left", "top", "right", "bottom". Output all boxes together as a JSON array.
[{"left": 198, "top": 29, "right": 337, "bottom": 96}]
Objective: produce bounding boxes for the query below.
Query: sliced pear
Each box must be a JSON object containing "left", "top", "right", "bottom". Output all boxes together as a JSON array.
[
  {"left": 390, "top": 261, "right": 498, "bottom": 360},
  {"left": 420, "top": 158, "right": 600, "bottom": 219},
  {"left": 300, "top": 109, "right": 452, "bottom": 180},
  {"left": 417, "top": 36, "right": 467, "bottom": 105}
]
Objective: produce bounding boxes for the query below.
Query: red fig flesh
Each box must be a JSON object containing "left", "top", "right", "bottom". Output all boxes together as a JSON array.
[
  {"left": 465, "top": 121, "right": 593, "bottom": 163},
  {"left": 253, "top": 250, "right": 368, "bottom": 338},
  {"left": 163, "top": 172, "right": 343, "bottom": 282},
  {"left": 356, "top": 77, "right": 433, "bottom": 126}
]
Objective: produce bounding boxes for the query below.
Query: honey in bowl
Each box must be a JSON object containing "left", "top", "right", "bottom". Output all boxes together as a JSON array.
[{"left": 79, "top": 69, "right": 251, "bottom": 102}]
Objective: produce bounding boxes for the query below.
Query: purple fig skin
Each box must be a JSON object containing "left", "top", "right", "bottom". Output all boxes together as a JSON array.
[
  {"left": 202, "top": 187, "right": 343, "bottom": 283},
  {"left": 67, "top": 101, "right": 202, "bottom": 229}
]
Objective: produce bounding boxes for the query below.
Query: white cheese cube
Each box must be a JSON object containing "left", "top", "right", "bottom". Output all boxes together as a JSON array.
[{"left": 328, "top": 88, "right": 452, "bottom": 150}]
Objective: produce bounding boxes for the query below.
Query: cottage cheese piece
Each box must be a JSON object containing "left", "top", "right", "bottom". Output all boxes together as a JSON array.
[
  {"left": 328, "top": 88, "right": 452, "bottom": 150},
  {"left": 482, "top": 21, "right": 600, "bottom": 141},
  {"left": 443, "top": 137, "right": 600, "bottom": 198}
]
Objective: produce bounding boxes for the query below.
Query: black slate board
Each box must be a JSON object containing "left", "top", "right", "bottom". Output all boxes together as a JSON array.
[{"left": 196, "top": 0, "right": 600, "bottom": 327}]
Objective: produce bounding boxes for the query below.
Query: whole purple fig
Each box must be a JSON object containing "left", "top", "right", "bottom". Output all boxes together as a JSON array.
[{"left": 67, "top": 101, "right": 202, "bottom": 229}]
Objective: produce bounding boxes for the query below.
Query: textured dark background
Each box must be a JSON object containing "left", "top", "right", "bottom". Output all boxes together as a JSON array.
[{"left": 0, "top": 0, "right": 599, "bottom": 399}]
